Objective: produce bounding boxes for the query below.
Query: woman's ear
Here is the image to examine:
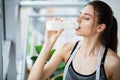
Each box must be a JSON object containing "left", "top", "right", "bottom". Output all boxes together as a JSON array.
[{"left": 97, "top": 23, "right": 106, "bottom": 32}]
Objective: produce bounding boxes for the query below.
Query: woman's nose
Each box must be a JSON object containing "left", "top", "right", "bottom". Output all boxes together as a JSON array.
[{"left": 77, "top": 17, "right": 81, "bottom": 23}]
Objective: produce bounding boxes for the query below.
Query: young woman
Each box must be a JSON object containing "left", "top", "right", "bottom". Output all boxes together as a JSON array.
[{"left": 28, "top": 1, "right": 120, "bottom": 80}]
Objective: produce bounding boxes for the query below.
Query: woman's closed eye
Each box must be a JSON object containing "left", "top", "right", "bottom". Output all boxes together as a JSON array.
[{"left": 84, "top": 17, "right": 90, "bottom": 20}]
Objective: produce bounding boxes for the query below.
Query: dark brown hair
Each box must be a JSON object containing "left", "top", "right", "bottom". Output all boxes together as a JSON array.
[{"left": 87, "top": 1, "right": 118, "bottom": 53}]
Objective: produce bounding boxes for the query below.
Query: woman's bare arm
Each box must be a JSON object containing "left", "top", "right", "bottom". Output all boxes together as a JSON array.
[
  {"left": 28, "top": 43, "right": 64, "bottom": 80},
  {"left": 28, "top": 26, "right": 64, "bottom": 80},
  {"left": 41, "top": 43, "right": 72, "bottom": 80},
  {"left": 28, "top": 42, "right": 74, "bottom": 80},
  {"left": 28, "top": 43, "right": 53, "bottom": 80}
]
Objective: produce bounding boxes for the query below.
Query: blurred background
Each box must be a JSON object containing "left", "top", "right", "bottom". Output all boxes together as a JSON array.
[{"left": 0, "top": 0, "right": 120, "bottom": 80}]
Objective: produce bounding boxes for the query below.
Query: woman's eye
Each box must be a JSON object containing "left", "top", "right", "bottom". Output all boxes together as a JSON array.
[{"left": 84, "top": 18, "right": 90, "bottom": 20}]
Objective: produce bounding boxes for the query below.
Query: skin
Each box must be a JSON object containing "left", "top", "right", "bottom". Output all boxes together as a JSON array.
[{"left": 28, "top": 5, "right": 120, "bottom": 80}]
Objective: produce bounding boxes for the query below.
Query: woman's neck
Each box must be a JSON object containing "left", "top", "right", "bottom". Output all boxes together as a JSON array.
[{"left": 80, "top": 36, "right": 101, "bottom": 56}]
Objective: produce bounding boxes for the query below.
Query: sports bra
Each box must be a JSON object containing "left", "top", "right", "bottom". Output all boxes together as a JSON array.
[{"left": 65, "top": 41, "right": 108, "bottom": 80}]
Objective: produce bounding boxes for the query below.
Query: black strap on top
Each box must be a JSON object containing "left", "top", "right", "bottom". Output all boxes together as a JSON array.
[
  {"left": 70, "top": 41, "right": 80, "bottom": 56},
  {"left": 101, "top": 46, "right": 108, "bottom": 64},
  {"left": 66, "top": 41, "right": 79, "bottom": 64}
]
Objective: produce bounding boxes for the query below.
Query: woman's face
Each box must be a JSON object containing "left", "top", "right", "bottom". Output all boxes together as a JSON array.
[{"left": 76, "top": 5, "right": 99, "bottom": 37}]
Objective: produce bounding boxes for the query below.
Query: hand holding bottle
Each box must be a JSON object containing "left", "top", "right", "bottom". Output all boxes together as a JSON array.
[{"left": 44, "top": 18, "right": 64, "bottom": 46}]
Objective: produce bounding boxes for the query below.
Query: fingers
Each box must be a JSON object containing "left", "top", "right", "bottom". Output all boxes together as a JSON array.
[
  {"left": 55, "top": 17, "right": 60, "bottom": 21},
  {"left": 55, "top": 17, "right": 60, "bottom": 20},
  {"left": 53, "top": 17, "right": 63, "bottom": 22}
]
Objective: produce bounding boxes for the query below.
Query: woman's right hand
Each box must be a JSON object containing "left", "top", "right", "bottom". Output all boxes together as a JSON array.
[
  {"left": 44, "top": 18, "right": 64, "bottom": 45},
  {"left": 45, "top": 28, "right": 64, "bottom": 45}
]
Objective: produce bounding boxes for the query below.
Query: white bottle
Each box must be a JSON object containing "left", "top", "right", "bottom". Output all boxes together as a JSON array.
[{"left": 46, "top": 20, "right": 79, "bottom": 31}]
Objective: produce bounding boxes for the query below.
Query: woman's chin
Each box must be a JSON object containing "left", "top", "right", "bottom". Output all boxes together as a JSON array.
[{"left": 75, "top": 31, "right": 82, "bottom": 36}]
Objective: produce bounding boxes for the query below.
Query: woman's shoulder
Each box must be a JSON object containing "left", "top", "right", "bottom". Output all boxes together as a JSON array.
[
  {"left": 58, "top": 41, "right": 79, "bottom": 63},
  {"left": 106, "top": 49, "right": 120, "bottom": 76},
  {"left": 58, "top": 41, "right": 77, "bottom": 53},
  {"left": 107, "top": 49, "right": 120, "bottom": 65}
]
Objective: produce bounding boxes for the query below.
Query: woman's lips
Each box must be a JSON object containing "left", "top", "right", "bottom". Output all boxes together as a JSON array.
[
  {"left": 78, "top": 27, "right": 81, "bottom": 29},
  {"left": 76, "top": 26, "right": 81, "bottom": 30}
]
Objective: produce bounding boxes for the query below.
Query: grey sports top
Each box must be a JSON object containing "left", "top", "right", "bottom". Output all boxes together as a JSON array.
[{"left": 65, "top": 41, "right": 108, "bottom": 80}]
